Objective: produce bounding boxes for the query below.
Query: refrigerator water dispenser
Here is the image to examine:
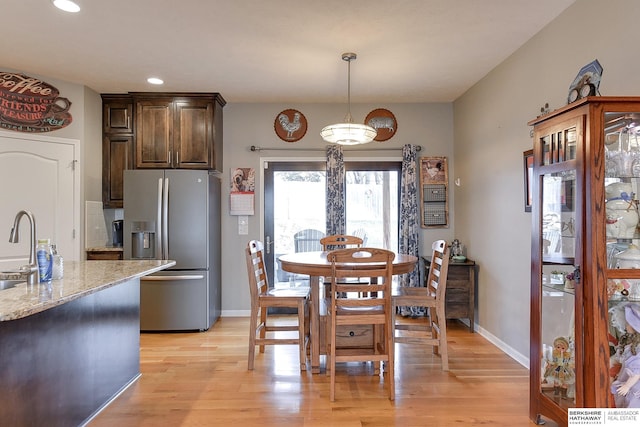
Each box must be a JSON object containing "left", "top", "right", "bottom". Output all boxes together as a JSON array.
[{"left": 131, "top": 221, "right": 155, "bottom": 259}]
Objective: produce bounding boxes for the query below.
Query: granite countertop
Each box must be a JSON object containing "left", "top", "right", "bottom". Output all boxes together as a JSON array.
[{"left": 0, "top": 259, "right": 175, "bottom": 322}]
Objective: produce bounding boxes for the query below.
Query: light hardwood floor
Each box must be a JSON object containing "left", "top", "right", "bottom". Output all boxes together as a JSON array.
[{"left": 90, "top": 317, "right": 540, "bottom": 426}]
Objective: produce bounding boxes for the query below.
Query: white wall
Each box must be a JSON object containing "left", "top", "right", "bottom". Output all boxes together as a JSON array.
[{"left": 453, "top": 0, "right": 640, "bottom": 364}]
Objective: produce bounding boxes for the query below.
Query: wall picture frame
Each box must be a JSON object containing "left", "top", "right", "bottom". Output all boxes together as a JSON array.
[
  {"left": 524, "top": 149, "right": 533, "bottom": 212},
  {"left": 419, "top": 156, "right": 449, "bottom": 228}
]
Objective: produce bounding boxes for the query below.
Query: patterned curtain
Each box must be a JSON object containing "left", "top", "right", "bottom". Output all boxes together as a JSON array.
[
  {"left": 399, "top": 144, "right": 423, "bottom": 317},
  {"left": 326, "top": 145, "right": 345, "bottom": 236}
]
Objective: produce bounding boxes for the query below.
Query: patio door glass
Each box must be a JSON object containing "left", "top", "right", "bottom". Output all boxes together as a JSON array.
[
  {"left": 264, "top": 160, "right": 401, "bottom": 287},
  {"left": 264, "top": 162, "right": 326, "bottom": 287}
]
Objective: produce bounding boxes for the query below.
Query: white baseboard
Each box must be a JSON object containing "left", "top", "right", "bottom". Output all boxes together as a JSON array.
[
  {"left": 474, "top": 323, "right": 530, "bottom": 369},
  {"left": 221, "top": 310, "right": 250, "bottom": 317}
]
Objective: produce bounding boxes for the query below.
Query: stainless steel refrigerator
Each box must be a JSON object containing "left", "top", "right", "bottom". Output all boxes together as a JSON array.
[{"left": 123, "top": 169, "right": 221, "bottom": 331}]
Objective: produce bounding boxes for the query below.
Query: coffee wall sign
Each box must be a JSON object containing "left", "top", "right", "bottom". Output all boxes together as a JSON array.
[{"left": 0, "top": 72, "right": 73, "bottom": 133}]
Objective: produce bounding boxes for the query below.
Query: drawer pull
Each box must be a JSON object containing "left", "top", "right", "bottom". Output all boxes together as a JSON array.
[{"left": 349, "top": 331, "right": 355, "bottom": 337}]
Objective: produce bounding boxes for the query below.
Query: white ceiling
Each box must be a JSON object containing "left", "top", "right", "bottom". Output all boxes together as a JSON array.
[{"left": 1, "top": 0, "right": 575, "bottom": 103}]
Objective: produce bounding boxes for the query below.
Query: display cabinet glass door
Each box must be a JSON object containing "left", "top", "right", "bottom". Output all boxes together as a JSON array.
[
  {"left": 539, "top": 170, "right": 579, "bottom": 411},
  {"left": 604, "top": 110, "right": 640, "bottom": 410}
]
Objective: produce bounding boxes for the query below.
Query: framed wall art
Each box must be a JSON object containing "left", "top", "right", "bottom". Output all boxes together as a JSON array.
[
  {"left": 523, "top": 149, "right": 533, "bottom": 212},
  {"left": 419, "top": 156, "right": 449, "bottom": 228},
  {"left": 274, "top": 109, "right": 307, "bottom": 142}
]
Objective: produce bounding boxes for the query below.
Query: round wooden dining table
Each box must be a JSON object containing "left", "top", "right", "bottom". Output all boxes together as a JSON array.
[{"left": 278, "top": 250, "right": 418, "bottom": 373}]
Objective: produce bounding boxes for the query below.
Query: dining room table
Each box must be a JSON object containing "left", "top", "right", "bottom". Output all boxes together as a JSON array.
[{"left": 278, "top": 250, "right": 418, "bottom": 373}]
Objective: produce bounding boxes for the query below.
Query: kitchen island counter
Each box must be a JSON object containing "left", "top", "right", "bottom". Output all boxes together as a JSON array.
[
  {"left": 0, "top": 259, "right": 175, "bottom": 321},
  {"left": 0, "top": 259, "right": 175, "bottom": 427}
]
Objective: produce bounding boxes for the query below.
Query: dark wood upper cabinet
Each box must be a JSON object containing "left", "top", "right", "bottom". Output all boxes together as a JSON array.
[
  {"left": 134, "top": 97, "right": 173, "bottom": 169},
  {"left": 103, "top": 97, "right": 133, "bottom": 134},
  {"left": 101, "top": 92, "right": 225, "bottom": 208},
  {"left": 102, "top": 95, "right": 134, "bottom": 208},
  {"left": 132, "top": 93, "right": 225, "bottom": 171}
]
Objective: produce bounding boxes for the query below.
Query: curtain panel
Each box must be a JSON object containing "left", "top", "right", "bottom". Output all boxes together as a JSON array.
[
  {"left": 399, "top": 144, "right": 422, "bottom": 317},
  {"left": 326, "top": 145, "right": 346, "bottom": 236}
]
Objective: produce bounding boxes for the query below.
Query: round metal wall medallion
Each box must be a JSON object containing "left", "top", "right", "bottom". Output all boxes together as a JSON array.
[
  {"left": 274, "top": 109, "right": 307, "bottom": 142},
  {"left": 365, "top": 108, "right": 397, "bottom": 142}
]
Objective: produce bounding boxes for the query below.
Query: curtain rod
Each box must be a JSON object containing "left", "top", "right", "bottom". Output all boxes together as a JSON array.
[{"left": 249, "top": 145, "right": 421, "bottom": 152}]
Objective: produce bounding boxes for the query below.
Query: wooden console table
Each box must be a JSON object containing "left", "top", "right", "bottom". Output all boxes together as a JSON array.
[{"left": 421, "top": 256, "right": 477, "bottom": 332}]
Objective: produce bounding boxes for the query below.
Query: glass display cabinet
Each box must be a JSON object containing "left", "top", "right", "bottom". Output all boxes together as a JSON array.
[{"left": 529, "top": 97, "right": 640, "bottom": 425}]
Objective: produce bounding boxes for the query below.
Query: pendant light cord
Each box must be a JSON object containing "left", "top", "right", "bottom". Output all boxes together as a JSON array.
[{"left": 345, "top": 54, "right": 353, "bottom": 123}]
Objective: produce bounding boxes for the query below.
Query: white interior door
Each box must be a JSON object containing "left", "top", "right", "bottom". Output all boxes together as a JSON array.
[{"left": 0, "top": 131, "right": 80, "bottom": 271}]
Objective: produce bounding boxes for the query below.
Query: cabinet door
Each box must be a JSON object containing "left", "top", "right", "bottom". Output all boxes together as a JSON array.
[
  {"left": 102, "top": 135, "right": 133, "bottom": 208},
  {"left": 531, "top": 116, "right": 583, "bottom": 423},
  {"left": 539, "top": 169, "right": 579, "bottom": 404},
  {"left": 602, "top": 109, "right": 640, "bottom": 410},
  {"left": 103, "top": 98, "right": 133, "bottom": 134},
  {"left": 173, "top": 99, "right": 213, "bottom": 169},
  {"left": 135, "top": 99, "right": 173, "bottom": 168}
]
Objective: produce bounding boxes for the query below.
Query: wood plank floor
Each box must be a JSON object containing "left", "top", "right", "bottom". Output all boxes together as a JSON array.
[{"left": 90, "top": 317, "right": 541, "bottom": 426}]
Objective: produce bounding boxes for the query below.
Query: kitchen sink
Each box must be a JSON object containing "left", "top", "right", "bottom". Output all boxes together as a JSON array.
[{"left": 0, "top": 279, "right": 24, "bottom": 290}]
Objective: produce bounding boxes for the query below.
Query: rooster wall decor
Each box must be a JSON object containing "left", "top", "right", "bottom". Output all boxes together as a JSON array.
[{"left": 274, "top": 108, "right": 307, "bottom": 142}]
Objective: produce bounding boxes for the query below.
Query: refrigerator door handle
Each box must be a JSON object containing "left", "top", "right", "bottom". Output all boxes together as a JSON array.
[
  {"left": 156, "top": 178, "right": 163, "bottom": 261},
  {"left": 142, "top": 274, "right": 205, "bottom": 281},
  {"left": 162, "top": 177, "right": 169, "bottom": 259}
]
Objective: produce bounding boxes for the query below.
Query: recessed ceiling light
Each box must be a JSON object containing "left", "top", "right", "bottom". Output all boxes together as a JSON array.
[
  {"left": 147, "top": 77, "right": 164, "bottom": 85},
  {"left": 52, "top": 0, "right": 80, "bottom": 13}
]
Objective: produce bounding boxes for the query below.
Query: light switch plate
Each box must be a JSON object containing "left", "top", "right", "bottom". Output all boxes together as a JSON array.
[{"left": 238, "top": 215, "right": 248, "bottom": 235}]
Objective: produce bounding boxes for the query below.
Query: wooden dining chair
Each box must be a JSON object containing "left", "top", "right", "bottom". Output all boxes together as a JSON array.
[
  {"left": 293, "top": 229, "right": 325, "bottom": 253},
  {"left": 244, "top": 240, "right": 310, "bottom": 371},
  {"left": 320, "top": 234, "right": 363, "bottom": 251},
  {"left": 392, "top": 239, "right": 450, "bottom": 370},
  {"left": 321, "top": 234, "right": 368, "bottom": 291},
  {"left": 326, "top": 247, "right": 395, "bottom": 401},
  {"left": 350, "top": 228, "right": 368, "bottom": 246}
]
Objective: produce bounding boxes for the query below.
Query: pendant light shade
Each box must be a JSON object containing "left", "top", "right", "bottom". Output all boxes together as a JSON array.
[{"left": 321, "top": 52, "right": 377, "bottom": 145}]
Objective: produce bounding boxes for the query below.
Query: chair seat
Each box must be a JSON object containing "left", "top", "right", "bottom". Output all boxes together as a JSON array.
[
  {"left": 392, "top": 287, "right": 436, "bottom": 307},
  {"left": 322, "top": 296, "right": 383, "bottom": 314},
  {"left": 337, "top": 305, "right": 384, "bottom": 314},
  {"left": 268, "top": 288, "right": 310, "bottom": 298}
]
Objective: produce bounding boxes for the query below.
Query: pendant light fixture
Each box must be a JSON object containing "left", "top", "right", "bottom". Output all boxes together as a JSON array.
[{"left": 320, "top": 52, "right": 377, "bottom": 145}]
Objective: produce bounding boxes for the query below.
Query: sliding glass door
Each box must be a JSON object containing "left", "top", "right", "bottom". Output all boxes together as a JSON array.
[
  {"left": 345, "top": 162, "right": 401, "bottom": 251},
  {"left": 264, "top": 160, "right": 401, "bottom": 287},
  {"left": 264, "top": 162, "right": 326, "bottom": 287}
]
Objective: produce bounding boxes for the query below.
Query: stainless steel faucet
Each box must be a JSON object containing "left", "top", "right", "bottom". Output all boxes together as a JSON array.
[{"left": 9, "top": 210, "right": 38, "bottom": 285}]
